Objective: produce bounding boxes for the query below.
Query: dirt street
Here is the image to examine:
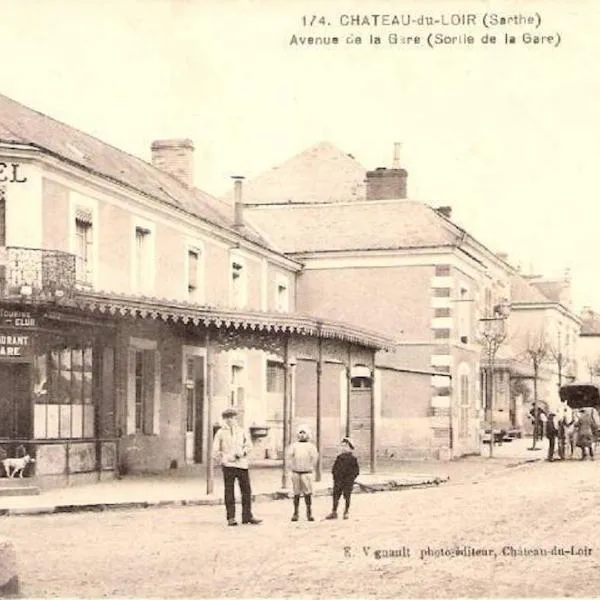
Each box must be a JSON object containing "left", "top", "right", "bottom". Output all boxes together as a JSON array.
[{"left": 2, "top": 459, "right": 600, "bottom": 598}]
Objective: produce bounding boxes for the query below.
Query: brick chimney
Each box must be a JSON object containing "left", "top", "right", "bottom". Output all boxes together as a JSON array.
[
  {"left": 365, "top": 167, "right": 408, "bottom": 200},
  {"left": 151, "top": 139, "right": 194, "bottom": 187}
]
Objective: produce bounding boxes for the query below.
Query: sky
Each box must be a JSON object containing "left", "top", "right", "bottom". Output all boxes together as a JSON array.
[{"left": 0, "top": 0, "right": 599, "bottom": 309}]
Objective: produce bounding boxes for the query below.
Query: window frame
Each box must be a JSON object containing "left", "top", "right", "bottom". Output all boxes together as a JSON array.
[
  {"left": 230, "top": 253, "right": 247, "bottom": 308},
  {"left": 69, "top": 191, "right": 99, "bottom": 289},
  {"left": 185, "top": 240, "right": 205, "bottom": 304},
  {"left": 131, "top": 218, "right": 156, "bottom": 295}
]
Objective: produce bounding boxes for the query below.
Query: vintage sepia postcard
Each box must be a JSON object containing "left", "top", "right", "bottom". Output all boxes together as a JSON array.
[{"left": 0, "top": 0, "right": 598, "bottom": 598}]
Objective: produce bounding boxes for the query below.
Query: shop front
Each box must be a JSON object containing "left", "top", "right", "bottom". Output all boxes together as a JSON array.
[{"left": 0, "top": 305, "right": 117, "bottom": 484}]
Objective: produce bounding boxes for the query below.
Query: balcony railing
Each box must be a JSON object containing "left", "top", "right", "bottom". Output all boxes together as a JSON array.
[{"left": 0, "top": 246, "right": 77, "bottom": 301}]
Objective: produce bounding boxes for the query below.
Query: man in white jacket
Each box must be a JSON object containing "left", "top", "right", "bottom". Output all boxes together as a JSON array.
[{"left": 213, "top": 408, "right": 262, "bottom": 526}]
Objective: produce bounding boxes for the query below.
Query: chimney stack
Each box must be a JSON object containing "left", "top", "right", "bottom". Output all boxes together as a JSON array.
[
  {"left": 151, "top": 139, "right": 195, "bottom": 188},
  {"left": 232, "top": 176, "right": 245, "bottom": 229},
  {"left": 365, "top": 167, "right": 408, "bottom": 200},
  {"left": 392, "top": 142, "right": 402, "bottom": 168}
]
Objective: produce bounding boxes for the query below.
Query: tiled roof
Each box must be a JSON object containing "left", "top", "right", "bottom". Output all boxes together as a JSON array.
[
  {"left": 509, "top": 275, "right": 550, "bottom": 304},
  {"left": 221, "top": 141, "right": 367, "bottom": 205},
  {"left": 581, "top": 310, "right": 600, "bottom": 335},
  {"left": 245, "top": 199, "right": 459, "bottom": 254},
  {"left": 0, "top": 94, "right": 269, "bottom": 247},
  {"left": 530, "top": 279, "right": 568, "bottom": 303}
]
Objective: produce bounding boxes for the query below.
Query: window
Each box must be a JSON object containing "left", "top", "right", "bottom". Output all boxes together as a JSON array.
[
  {"left": 484, "top": 288, "right": 493, "bottom": 317},
  {"left": 75, "top": 214, "right": 93, "bottom": 284},
  {"left": 230, "top": 362, "right": 245, "bottom": 424},
  {"left": 231, "top": 257, "right": 247, "bottom": 308},
  {"left": 266, "top": 360, "right": 285, "bottom": 393},
  {"left": 459, "top": 286, "right": 470, "bottom": 343},
  {"left": 275, "top": 276, "right": 289, "bottom": 312},
  {"left": 351, "top": 376, "right": 372, "bottom": 389},
  {"left": 134, "top": 227, "right": 150, "bottom": 293},
  {"left": 435, "top": 265, "right": 451, "bottom": 276},
  {"left": 433, "top": 287, "right": 451, "bottom": 298},
  {"left": 127, "top": 344, "right": 159, "bottom": 435},
  {"left": 33, "top": 344, "right": 95, "bottom": 439},
  {"left": 434, "top": 328, "right": 451, "bottom": 339},
  {"left": 187, "top": 249, "right": 199, "bottom": 300},
  {"left": 434, "top": 307, "right": 451, "bottom": 318},
  {"left": 459, "top": 374, "right": 469, "bottom": 438}
]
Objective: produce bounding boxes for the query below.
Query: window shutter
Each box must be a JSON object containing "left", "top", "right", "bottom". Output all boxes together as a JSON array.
[
  {"left": 142, "top": 349, "right": 155, "bottom": 434},
  {"left": 126, "top": 349, "right": 136, "bottom": 435}
]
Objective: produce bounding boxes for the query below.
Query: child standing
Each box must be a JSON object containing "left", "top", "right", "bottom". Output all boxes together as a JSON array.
[
  {"left": 325, "top": 437, "right": 359, "bottom": 520},
  {"left": 286, "top": 425, "right": 319, "bottom": 521}
]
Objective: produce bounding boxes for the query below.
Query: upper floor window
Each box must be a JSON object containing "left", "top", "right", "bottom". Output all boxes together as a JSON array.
[
  {"left": 75, "top": 212, "right": 93, "bottom": 285},
  {"left": 275, "top": 275, "right": 290, "bottom": 312},
  {"left": 230, "top": 256, "right": 247, "bottom": 308},
  {"left": 187, "top": 245, "right": 204, "bottom": 303},
  {"left": 459, "top": 286, "right": 470, "bottom": 343},
  {"left": 70, "top": 194, "right": 98, "bottom": 288},
  {"left": 133, "top": 221, "right": 154, "bottom": 295}
]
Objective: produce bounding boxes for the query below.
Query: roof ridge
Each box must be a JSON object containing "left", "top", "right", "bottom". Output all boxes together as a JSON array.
[{"left": 0, "top": 93, "right": 169, "bottom": 177}]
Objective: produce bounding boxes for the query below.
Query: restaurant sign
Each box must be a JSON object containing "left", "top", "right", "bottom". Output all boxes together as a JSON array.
[{"left": 0, "top": 333, "right": 31, "bottom": 358}]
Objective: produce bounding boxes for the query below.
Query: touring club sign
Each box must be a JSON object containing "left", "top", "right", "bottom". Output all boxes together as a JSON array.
[{"left": 0, "top": 309, "right": 37, "bottom": 359}]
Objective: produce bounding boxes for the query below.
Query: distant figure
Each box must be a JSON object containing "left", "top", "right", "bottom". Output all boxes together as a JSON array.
[
  {"left": 286, "top": 424, "right": 319, "bottom": 522},
  {"left": 546, "top": 411, "right": 558, "bottom": 461},
  {"left": 212, "top": 408, "right": 262, "bottom": 526},
  {"left": 557, "top": 404, "right": 574, "bottom": 460},
  {"left": 325, "top": 437, "right": 360, "bottom": 520},
  {"left": 575, "top": 407, "right": 597, "bottom": 460}
]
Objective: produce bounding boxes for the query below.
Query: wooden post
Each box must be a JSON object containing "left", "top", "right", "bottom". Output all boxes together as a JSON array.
[
  {"left": 370, "top": 353, "right": 376, "bottom": 474},
  {"left": 281, "top": 335, "right": 289, "bottom": 490},
  {"left": 205, "top": 329, "right": 214, "bottom": 495},
  {"left": 346, "top": 345, "right": 352, "bottom": 437},
  {"left": 316, "top": 336, "right": 323, "bottom": 482}
]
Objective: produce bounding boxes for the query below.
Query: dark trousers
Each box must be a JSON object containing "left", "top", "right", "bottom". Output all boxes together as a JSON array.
[
  {"left": 332, "top": 481, "right": 353, "bottom": 512},
  {"left": 547, "top": 435, "right": 556, "bottom": 460},
  {"left": 222, "top": 467, "right": 252, "bottom": 521}
]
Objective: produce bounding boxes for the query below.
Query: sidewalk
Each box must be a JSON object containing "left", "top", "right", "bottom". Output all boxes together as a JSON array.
[{"left": 0, "top": 436, "right": 545, "bottom": 516}]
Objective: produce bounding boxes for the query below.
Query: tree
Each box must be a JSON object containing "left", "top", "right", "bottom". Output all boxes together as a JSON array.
[
  {"left": 584, "top": 355, "right": 600, "bottom": 382},
  {"left": 478, "top": 308, "right": 509, "bottom": 457},
  {"left": 518, "top": 329, "right": 551, "bottom": 449}
]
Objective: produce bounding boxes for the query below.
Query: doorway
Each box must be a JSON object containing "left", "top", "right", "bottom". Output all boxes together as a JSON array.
[
  {"left": 0, "top": 363, "right": 31, "bottom": 440},
  {"left": 184, "top": 354, "right": 205, "bottom": 464}
]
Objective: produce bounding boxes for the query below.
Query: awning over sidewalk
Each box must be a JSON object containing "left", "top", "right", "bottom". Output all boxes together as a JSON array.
[{"left": 70, "top": 290, "right": 395, "bottom": 350}]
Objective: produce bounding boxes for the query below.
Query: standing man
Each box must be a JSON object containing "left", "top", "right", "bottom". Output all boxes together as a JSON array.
[
  {"left": 212, "top": 408, "right": 262, "bottom": 526},
  {"left": 546, "top": 410, "right": 558, "bottom": 461}
]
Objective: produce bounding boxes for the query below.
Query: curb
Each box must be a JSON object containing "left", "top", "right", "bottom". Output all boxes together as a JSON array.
[{"left": 0, "top": 477, "right": 447, "bottom": 517}]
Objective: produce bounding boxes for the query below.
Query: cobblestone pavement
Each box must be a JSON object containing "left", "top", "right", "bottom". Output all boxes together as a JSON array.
[{"left": 2, "top": 452, "right": 598, "bottom": 598}]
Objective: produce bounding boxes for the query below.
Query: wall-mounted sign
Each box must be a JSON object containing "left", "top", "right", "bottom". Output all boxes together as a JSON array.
[
  {"left": 0, "top": 333, "right": 31, "bottom": 358},
  {"left": 0, "top": 162, "right": 27, "bottom": 183},
  {"left": 0, "top": 309, "right": 37, "bottom": 327}
]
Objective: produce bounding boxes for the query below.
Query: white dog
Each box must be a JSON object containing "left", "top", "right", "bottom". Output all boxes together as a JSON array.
[{"left": 2, "top": 455, "right": 35, "bottom": 478}]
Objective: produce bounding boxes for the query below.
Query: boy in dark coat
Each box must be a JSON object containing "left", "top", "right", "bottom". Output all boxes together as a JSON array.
[{"left": 325, "top": 437, "right": 359, "bottom": 520}]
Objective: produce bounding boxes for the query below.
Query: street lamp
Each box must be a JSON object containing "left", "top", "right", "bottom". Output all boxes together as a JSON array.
[{"left": 479, "top": 301, "right": 510, "bottom": 458}]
